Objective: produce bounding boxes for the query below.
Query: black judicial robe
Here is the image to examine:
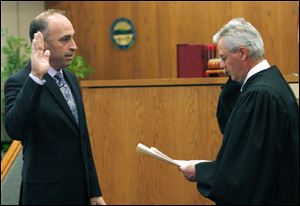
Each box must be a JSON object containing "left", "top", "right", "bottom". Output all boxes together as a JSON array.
[{"left": 195, "top": 66, "right": 299, "bottom": 204}]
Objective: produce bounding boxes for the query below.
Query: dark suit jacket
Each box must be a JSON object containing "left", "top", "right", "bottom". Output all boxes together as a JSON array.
[{"left": 4, "top": 62, "right": 102, "bottom": 204}]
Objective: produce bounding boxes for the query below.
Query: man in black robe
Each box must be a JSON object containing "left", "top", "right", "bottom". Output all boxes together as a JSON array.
[{"left": 178, "top": 18, "right": 299, "bottom": 204}]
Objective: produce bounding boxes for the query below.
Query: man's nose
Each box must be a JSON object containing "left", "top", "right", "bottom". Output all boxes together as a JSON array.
[{"left": 69, "top": 39, "right": 77, "bottom": 51}]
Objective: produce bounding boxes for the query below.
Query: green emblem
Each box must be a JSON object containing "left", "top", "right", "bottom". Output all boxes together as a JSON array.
[{"left": 110, "top": 17, "right": 136, "bottom": 49}]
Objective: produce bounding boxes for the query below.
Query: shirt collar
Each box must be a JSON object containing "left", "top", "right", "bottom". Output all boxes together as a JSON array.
[
  {"left": 241, "top": 59, "right": 270, "bottom": 91},
  {"left": 48, "top": 66, "right": 63, "bottom": 78}
]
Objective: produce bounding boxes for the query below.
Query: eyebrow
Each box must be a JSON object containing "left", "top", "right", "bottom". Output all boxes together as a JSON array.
[{"left": 60, "top": 35, "right": 71, "bottom": 39}]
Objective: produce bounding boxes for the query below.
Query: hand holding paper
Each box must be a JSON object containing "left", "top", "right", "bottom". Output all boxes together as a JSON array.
[{"left": 136, "top": 143, "right": 212, "bottom": 168}]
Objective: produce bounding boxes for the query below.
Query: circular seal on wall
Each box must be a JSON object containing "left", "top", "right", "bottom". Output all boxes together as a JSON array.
[{"left": 110, "top": 17, "right": 136, "bottom": 49}]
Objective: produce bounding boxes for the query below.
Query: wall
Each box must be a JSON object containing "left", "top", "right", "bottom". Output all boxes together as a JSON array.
[
  {"left": 1, "top": 1, "right": 45, "bottom": 62},
  {"left": 46, "top": 1, "right": 299, "bottom": 80}
]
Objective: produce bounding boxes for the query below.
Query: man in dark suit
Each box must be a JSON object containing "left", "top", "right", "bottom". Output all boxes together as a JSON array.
[{"left": 4, "top": 9, "right": 106, "bottom": 205}]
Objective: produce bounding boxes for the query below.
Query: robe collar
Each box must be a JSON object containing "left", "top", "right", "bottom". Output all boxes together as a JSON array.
[{"left": 241, "top": 59, "right": 270, "bottom": 92}]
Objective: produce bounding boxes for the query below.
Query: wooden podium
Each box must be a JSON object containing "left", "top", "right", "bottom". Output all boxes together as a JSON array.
[
  {"left": 80, "top": 75, "right": 298, "bottom": 204},
  {"left": 80, "top": 78, "right": 226, "bottom": 205}
]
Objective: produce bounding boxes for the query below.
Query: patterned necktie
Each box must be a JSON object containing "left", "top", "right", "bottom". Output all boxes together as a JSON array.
[{"left": 54, "top": 72, "right": 79, "bottom": 125}]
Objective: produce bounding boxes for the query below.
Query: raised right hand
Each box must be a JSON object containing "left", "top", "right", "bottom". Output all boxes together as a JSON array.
[{"left": 31, "top": 31, "right": 50, "bottom": 79}]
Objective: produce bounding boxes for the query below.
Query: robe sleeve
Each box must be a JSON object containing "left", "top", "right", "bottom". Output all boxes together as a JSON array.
[
  {"left": 216, "top": 77, "right": 241, "bottom": 134},
  {"left": 195, "top": 87, "right": 289, "bottom": 204}
]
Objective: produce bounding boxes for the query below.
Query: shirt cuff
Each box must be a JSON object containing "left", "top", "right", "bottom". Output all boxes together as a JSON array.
[{"left": 29, "top": 73, "right": 46, "bottom": 85}]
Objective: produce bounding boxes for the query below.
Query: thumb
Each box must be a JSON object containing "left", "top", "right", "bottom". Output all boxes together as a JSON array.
[
  {"left": 44, "top": 50, "right": 51, "bottom": 60},
  {"left": 178, "top": 166, "right": 184, "bottom": 172}
]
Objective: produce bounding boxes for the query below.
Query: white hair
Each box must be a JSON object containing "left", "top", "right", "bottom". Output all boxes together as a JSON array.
[{"left": 213, "top": 18, "right": 265, "bottom": 60}]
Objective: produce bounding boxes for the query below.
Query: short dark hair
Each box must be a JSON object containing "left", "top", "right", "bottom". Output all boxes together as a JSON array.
[{"left": 29, "top": 9, "right": 66, "bottom": 42}]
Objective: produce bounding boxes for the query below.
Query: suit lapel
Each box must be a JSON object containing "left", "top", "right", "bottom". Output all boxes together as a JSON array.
[{"left": 44, "top": 74, "right": 79, "bottom": 127}]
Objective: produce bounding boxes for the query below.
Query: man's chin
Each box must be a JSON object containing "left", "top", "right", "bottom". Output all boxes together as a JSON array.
[
  {"left": 230, "top": 75, "right": 237, "bottom": 81},
  {"left": 64, "top": 60, "right": 73, "bottom": 67}
]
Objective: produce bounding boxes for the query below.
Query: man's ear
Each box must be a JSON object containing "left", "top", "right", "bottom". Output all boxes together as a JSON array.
[{"left": 239, "top": 46, "right": 248, "bottom": 61}]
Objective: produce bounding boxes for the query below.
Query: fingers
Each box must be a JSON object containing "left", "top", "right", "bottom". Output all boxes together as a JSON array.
[
  {"left": 44, "top": 50, "right": 51, "bottom": 60},
  {"left": 32, "top": 32, "right": 44, "bottom": 55},
  {"left": 32, "top": 32, "right": 50, "bottom": 61},
  {"left": 178, "top": 162, "right": 197, "bottom": 182},
  {"left": 30, "top": 31, "right": 50, "bottom": 79}
]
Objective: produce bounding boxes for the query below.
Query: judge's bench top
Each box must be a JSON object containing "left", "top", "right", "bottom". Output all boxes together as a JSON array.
[{"left": 80, "top": 75, "right": 299, "bottom": 88}]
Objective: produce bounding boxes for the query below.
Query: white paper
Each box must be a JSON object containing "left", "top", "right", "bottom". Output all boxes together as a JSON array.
[
  {"left": 136, "top": 143, "right": 182, "bottom": 166},
  {"left": 136, "top": 143, "right": 212, "bottom": 167}
]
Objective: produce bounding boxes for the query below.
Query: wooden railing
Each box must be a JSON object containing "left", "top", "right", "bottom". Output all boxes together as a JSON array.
[{"left": 1, "top": 140, "right": 22, "bottom": 182}]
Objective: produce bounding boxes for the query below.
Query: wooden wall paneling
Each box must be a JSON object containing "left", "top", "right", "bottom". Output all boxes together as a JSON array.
[
  {"left": 82, "top": 83, "right": 222, "bottom": 204},
  {"left": 229, "top": 1, "right": 299, "bottom": 75},
  {"left": 45, "top": 1, "right": 299, "bottom": 80},
  {"left": 131, "top": 2, "right": 160, "bottom": 79}
]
